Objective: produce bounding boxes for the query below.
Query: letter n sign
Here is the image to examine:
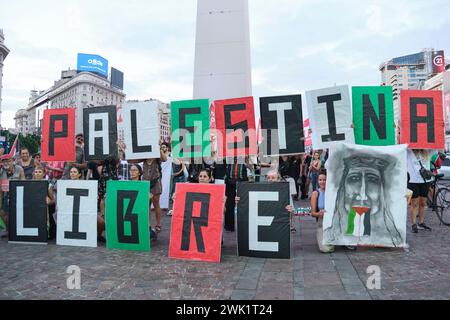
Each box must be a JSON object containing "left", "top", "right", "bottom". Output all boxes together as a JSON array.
[
  {"left": 400, "top": 90, "right": 444, "bottom": 149},
  {"left": 105, "top": 180, "right": 150, "bottom": 252},
  {"left": 41, "top": 108, "right": 75, "bottom": 162},
  {"left": 169, "top": 183, "right": 225, "bottom": 263},
  {"left": 352, "top": 86, "right": 395, "bottom": 146}
]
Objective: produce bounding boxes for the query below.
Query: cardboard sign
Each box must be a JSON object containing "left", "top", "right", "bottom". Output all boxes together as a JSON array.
[
  {"left": 400, "top": 90, "right": 444, "bottom": 149},
  {"left": 171, "top": 99, "right": 211, "bottom": 159},
  {"left": 306, "top": 85, "right": 354, "bottom": 149},
  {"left": 56, "top": 180, "right": 98, "bottom": 248},
  {"left": 352, "top": 86, "right": 395, "bottom": 146},
  {"left": 8, "top": 181, "right": 48, "bottom": 244},
  {"left": 83, "top": 105, "right": 118, "bottom": 160},
  {"left": 214, "top": 97, "right": 257, "bottom": 158},
  {"left": 237, "top": 182, "right": 290, "bottom": 259},
  {"left": 41, "top": 108, "right": 75, "bottom": 162},
  {"left": 169, "top": 183, "right": 225, "bottom": 263},
  {"left": 122, "top": 101, "right": 160, "bottom": 160},
  {"left": 105, "top": 180, "right": 150, "bottom": 252},
  {"left": 259, "top": 95, "right": 304, "bottom": 155}
]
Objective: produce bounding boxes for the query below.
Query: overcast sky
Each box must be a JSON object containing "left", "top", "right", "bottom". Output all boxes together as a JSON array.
[{"left": 1, "top": 0, "right": 450, "bottom": 129}]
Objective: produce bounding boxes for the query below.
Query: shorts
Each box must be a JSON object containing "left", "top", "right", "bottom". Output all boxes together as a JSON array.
[
  {"left": 150, "top": 180, "right": 162, "bottom": 196},
  {"left": 408, "top": 182, "right": 430, "bottom": 199}
]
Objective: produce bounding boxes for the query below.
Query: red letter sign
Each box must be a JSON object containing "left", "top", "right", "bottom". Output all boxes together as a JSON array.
[
  {"left": 214, "top": 97, "right": 257, "bottom": 158},
  {"left": 400, "top": 90, "right": 444, "bottom": 149},
  {"left": 169, "top": 183, "right": 225, "bottom": 263},
  {"left": 41, "top": 108, "right": 75, "bottom": 161}
]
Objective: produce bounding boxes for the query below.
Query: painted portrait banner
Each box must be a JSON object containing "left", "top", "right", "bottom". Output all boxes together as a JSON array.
[
  {"left": 56, "top": 180, "right": 98, "bottom": 248},
  {"left": 237, "top": 182, "right": 290, "bottom": 259},
  {"left": 214, "top": 97, "right": 257, "bottom": 158},
  {"left": 41, "top": 108, "right": 75, "bottom": 162},
  {"left": 352, "top": 86, "right": 395, "bottom": 146},
  {"left": 306, "top": 85, "right": 354, "bottom": 150},
  {"left": 171, "top": 99, "right": 211, "bottom": 159},
  {"left": 8, "top": 181, "right": 48, "bottom": 244},
  {"left": 259, "top": 95, "right": 304, "bottom": 155},
  {"left": 121, "top": 101, "right": 160, "bottom": 160},
  {"left": 323, "top": 143, "right": 407, "bottom": 248},
  {"left": 105, "top": 180, "right": 150, "bottom": 252},
  {"left": 83, "top": 105, "right": 118, "bottom": 160},
  {"left": 400, "top": 90, "right": 444, "bottom": 149},
  {"left": 169, "top": 183, "right": 225, "bottom": 263}
]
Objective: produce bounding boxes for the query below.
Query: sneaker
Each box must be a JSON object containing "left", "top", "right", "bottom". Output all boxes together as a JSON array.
[
  {"left": 167, "top": 210, "right": 173, "bottom": 216},
  {"left": 345, "top": 246, "right": 357, "bottom": 251},
  {"left": 418, "top": 223, "right": 432, "bottom": 231},
  {"left": 412, "top": 224, "right": 418, "bottom": 233},
  {"left": 149, "top": 228, "right": 158, "bottom": 240}
]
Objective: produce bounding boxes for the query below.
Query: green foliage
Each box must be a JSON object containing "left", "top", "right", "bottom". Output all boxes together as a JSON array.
[{"left": 0, "top": 130, "right": 41, "bottom": 155}]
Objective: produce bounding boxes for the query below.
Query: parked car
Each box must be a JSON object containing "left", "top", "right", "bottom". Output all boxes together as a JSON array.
[{"left": 437, "top": 156, "right": 450, "bottom": 179}]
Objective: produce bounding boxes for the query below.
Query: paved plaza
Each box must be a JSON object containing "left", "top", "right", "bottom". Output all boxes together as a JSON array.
[{"left": 1, "top": 200, "right": 450, "bottom": 300}]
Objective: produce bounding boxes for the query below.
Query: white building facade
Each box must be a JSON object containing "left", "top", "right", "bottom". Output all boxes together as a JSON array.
[{"left": 0, "top": 29, "right": 10, "bottom": 129}]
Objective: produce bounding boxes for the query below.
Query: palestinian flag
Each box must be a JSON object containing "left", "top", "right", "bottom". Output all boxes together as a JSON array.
[{"left": 346, "top": 206, "right": 371, "bottom": 237}]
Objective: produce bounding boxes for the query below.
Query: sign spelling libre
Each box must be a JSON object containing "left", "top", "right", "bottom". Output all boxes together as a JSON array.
[
  {"left": 169, "top": 183, "right": 225, "bottom": 263},
  {"left": 41, "top": 108, "right": 75, "bottom": 162},
  {"left": 400, "top": 90, "right": 444, "bottom": 149}
]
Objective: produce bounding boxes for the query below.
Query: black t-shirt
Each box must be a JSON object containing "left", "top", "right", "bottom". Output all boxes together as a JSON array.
[{"left": 87, "top": 161, "right": 100, "bottom": 180}]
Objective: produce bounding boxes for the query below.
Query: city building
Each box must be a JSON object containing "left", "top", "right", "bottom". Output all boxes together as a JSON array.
[
  {"left": 24, "top": 69, "right": 125, "bottom": 135},
  {"left": 379, "top": 48, "right": 444, "bottom": 121},
  {"left": 0, "top": 29, "right": 10, "bottom": 129},
  {"left": 121, "top": 99, "right": 171, "bottom": 144},
  {"left": 13, "top": 108, "right": 30, "bottom": 135}
]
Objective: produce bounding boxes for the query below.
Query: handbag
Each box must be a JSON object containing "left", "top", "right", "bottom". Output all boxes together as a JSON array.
[{"left": 418, "top": 160, "right": 433, "bottom": 181}]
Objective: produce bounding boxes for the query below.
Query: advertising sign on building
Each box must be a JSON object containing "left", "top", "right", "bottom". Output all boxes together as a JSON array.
[
  {"left": 432, "top": 50, "right": 445, "bottom": 75},
  {"left": 77, "top": 53, "right": 108, "bottom": 78}
]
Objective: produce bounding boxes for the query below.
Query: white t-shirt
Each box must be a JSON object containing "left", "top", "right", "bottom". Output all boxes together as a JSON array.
[{"left": 407, "top": 149, "right": 436, "bottom": 184}]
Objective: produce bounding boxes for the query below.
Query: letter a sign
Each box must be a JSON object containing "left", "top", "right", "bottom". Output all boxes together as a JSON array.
[{"left": 400, "top": 90, "right": 444, "bottom": 149}]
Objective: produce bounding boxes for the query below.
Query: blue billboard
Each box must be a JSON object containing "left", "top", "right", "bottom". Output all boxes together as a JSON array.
[{"left": 77, "top": 53, "right": 108, "bottom": 78}]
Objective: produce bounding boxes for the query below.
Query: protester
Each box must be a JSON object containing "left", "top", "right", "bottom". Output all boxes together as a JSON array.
[
  {"left": 309, "top": 151, "right": 322, "bottom": 194},
  {"left": 407, "top": 149, "right": 435, "bottom": 233},
  {"left": 169, "top": 157, "right": 186, "bottom": 215},
  {"left": 33, "top": 165, "right": 56, "bottom": 239},
  {"left": 310, "top": 172, "right": 334, "bottom": 253},
  {"left": 16, "top": 147, "right": 35, "bottom": 180},
  {"left": 68, "top": 165, "right": 106, "bottom": 242},
  {"left": 97, "top": 157, "right": 119, "bottom": 218},
  {"left": 300, "top": 151, "right": 312, "bottom": 199},
  {"left": 0, "top": 154, "right": 26, "bottom": 238},
  {"left": 224, "top": 159, "right": 249, "bottom": 232},
  {"left": 62, "top": 133, "right": 87, "bottom": 179}
]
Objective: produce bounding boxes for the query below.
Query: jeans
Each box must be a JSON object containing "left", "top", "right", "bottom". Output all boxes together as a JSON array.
[{"left": 311, "top": 172, "right": 319, "bottom": 192}]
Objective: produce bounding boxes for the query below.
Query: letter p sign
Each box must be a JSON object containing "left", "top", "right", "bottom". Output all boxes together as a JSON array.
[{"left": 42, "top": 108, "right": 76, "bottom": 162}]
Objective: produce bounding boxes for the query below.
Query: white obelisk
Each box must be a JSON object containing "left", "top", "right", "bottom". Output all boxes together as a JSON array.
[{"left": 193, "top": 0, "right": 252, "bottom": 101}]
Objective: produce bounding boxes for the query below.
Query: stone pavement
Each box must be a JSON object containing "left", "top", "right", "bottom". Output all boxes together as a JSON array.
[{"left": 1, "top": 200, "right": 450, "bottom": 300}]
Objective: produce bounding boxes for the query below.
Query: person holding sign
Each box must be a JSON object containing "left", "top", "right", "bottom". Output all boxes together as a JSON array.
[
  {"left": 407, "top": 149, "right": 435, "bottom": 233},
  {"left": 310, "top": 172, "right": 334, "bottom": 253},
  {"left": 32, "top": 165, "right": 56, "bottom": 239},
  {"left": 69, "top": 166, "right": 106, "bottom": 242},
  {"left": 309, "top": 151, "right": 322, "bottom": 193}
]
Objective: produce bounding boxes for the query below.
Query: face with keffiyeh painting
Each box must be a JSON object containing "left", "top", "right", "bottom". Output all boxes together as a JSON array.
[{"left": 323, "top": 143, "right": 407, "bottom": 247}]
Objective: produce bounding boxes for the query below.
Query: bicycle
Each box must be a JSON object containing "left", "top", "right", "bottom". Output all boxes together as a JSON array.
[{"left": 427, "top": 173, "right": 450, "bottom": 226}]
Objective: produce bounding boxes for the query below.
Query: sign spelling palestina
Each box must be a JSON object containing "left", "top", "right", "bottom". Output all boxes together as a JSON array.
[
  {"left": 400, "top": 90, "right": 444, "bottom": 149},
  {"left": 214, "top": 97, "right": 257, "bottom": 158},
  {"left": 322, "top": 143, "right": 407, "bottom": 248},
  {"left": 259, "top": 95, "right": 304, "bottom": 156},
  {"left": 105, "top": 180, "right": 150, "bottom": 252},
  {"left": 41, "top": 108, "right": 76, "bottom": 162},
  {"left": 352, "top": 86, "right": 395, "bottom": 146},
  {"left": 169, "top": 183, "right": 225, "bottom": 263},
  {"left": 306, "top": 85, "right": 354, "bottom": 150},
  {"left": 121, "top": 101, "right": 160, "bottom": 160},
  {"left": 171, "top": 99, "right": 211, "bottom": 159}
]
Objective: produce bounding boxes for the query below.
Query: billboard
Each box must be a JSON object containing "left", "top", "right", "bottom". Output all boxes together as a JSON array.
[
  {"left": 77, "top": 53, "right": 108, "bottom": 78},
  {"left": 111, "top": 67, "right": 124, "bottom": 90},
  {"left": 432, "top": 50, "right": 445, "bottom": 74}
]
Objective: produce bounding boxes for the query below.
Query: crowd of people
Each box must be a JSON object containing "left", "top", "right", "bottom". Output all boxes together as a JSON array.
[{"left": 0, "top": 133, "right": 446, "bottom": 254}]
